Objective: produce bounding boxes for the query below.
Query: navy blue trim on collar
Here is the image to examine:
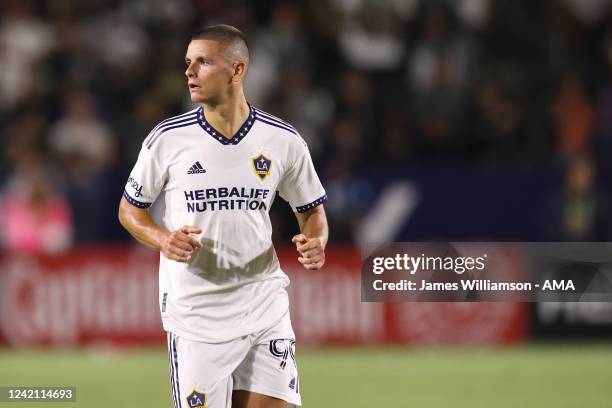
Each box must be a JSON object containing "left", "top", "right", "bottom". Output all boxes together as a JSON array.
[
  {"left": 296, "top": 194, "right": 328, "bottom": 213},
  {"left": 197, "top": 105, "right": 256, "bottom": 145}
]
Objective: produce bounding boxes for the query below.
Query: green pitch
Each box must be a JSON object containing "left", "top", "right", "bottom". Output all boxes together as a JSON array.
[{"left": 1, "top": 344, "right": 611, "bottom": 407}]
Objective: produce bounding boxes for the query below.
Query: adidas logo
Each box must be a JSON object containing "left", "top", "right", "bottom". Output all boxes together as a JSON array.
[{"left": 187, "top": 161, "right": 207, "bottom": 174}]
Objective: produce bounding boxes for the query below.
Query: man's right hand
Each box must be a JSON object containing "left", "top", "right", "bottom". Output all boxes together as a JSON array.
[{"left": 160, "top": 226, "right": 203, "bottom": 263}]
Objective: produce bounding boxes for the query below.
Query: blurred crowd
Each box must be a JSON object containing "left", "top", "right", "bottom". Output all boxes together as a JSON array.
[{"left": 2, "top": 0, "right": 612, "bottom": 252}]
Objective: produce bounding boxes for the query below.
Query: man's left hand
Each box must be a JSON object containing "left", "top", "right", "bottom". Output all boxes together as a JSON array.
[{"left": 291, "top": 234, "right": 325, "bottom": 270}]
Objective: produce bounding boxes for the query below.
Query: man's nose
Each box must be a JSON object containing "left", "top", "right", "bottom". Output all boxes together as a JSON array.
[{"left": 185, "top": 63, "right": 195, "bottom": 78}]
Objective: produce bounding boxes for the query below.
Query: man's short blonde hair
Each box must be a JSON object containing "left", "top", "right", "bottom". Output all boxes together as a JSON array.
[{"left": 191, "top": 24, "right": 249, "bottom": 65}]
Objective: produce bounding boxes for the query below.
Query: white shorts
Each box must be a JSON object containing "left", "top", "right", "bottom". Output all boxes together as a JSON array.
[{"left": 166, "top": 311, "right": 301, "bottom": 408}]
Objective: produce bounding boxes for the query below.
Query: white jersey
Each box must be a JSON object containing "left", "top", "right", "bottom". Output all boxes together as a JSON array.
[{"left": 123, "top": 105, "right": 326, "bottom": 343}]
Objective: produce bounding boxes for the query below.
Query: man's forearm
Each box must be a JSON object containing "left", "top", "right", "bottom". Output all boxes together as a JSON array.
[
  {"left": 119, "top": 197, "right": 202, "bottom": 263},
  {"left": 118, "top": 197, "right": 169, "bottom": 250},
  {"left": 297, "top": 206, "right": 328, "bottom": 249}
]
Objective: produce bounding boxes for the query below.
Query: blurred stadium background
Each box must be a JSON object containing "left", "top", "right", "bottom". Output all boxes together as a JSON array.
[{"left": 1, "top": 0, "right": 612, "bottom": 406}]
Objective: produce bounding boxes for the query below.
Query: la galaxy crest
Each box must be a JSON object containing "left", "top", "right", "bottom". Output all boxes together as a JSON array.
[
  {"left": 252, "top": 153, "right": 272, "bottom": 180},
  {"left": 187, "top": 390, "right": 207, "bottom": 408}
]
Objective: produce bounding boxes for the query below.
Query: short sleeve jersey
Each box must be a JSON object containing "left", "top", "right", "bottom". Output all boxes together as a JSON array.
[{"left": 124, "top": 105, "right": 327, "bottom": 342}]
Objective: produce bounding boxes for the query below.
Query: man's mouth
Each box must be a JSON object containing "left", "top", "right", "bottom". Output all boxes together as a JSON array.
[{"left": 188, "top": 83, "right": 200, "bottom": 89}]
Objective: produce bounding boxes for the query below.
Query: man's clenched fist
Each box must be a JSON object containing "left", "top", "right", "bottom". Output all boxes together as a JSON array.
[
  {"left": 291, "top": 234, "right": 325, "bottom": 270},
  {"left": 161, "top": 226, "right": 202, "bottom": 263}
]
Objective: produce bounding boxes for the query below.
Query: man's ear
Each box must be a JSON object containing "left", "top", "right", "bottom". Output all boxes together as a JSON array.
[{"left": 232, "top": 62, "right": 246, "bottom": 83}]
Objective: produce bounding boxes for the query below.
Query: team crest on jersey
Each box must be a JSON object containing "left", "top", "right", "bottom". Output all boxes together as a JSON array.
[
  {"left": 252, "top": 154, "right": 272, "bottom": 180},
  {"left": 187, "top": 390, "right": 207, "bottom": 408}
]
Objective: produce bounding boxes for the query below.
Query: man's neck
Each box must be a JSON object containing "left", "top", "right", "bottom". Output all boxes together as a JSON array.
[{"left": 203, "top": 97, "right": 250, "bottom": 139}]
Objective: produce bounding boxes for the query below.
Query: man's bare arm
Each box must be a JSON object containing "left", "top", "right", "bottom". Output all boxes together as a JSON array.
[
  {"left": 291, "top": 205, "right": 328, "bottom": 270},
  {"left": 118, "top": 197, "right": 202, "bottom": 263}
]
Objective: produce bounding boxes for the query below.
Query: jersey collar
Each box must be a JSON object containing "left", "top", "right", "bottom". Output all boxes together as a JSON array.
[{"left": 197, "top": 104, "right": 256, "bottom": 145}]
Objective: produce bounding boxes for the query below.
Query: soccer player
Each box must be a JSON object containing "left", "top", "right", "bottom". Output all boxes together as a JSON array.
[{"left": 118, "top": 25, "right": 328, "bottom": 408}]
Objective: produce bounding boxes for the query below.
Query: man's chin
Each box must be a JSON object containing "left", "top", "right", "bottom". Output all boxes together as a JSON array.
[{"left": 190, "top": 95, "right": 206, "bottom": 103}]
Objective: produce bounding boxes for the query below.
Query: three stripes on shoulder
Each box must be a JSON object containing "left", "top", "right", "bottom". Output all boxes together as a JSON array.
[{"left": 145, "top": 110, "right": 199, "bottom": 149}]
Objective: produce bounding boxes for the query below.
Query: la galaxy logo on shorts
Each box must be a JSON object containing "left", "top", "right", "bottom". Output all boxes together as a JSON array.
[
  {"left": 187, "top": 390, "right": 207, "bottom": 408},
  {"left": 252, "top": 154, "right": 272, "bottom": 180}
]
